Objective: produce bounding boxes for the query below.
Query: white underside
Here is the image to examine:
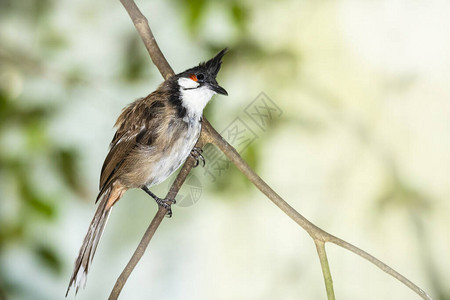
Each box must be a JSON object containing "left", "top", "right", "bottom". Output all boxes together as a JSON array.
[{"left": 148, "top": 120, "right": 201, "bottom": 186}]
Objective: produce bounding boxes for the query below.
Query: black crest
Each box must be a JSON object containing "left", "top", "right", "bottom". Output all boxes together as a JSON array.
[
  {"left": 179, "top": 48, "right": 228, "bottom": 79},
  {"left": 200, "top": 48, "right": 227, "bottom": 78}
]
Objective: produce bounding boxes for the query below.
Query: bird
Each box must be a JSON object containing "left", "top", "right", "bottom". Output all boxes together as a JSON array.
[{"left": 66, "top": 49, "right": 228, "bottom": 296}]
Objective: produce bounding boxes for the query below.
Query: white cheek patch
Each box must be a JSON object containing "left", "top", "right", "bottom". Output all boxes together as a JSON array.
[
  {"left": 178, "top": 77, "right": 200, "bottom": 89},
  {"left": 179, "top": 86, "right": 215, "bottom": 119}
]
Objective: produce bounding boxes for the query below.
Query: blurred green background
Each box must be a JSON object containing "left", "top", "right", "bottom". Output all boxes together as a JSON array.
[{"left": 1, "top": 0, "right": 449, "bottom": 299}]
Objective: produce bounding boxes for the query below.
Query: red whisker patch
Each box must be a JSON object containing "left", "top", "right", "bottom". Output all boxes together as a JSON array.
[{"left": 189, "top": 74, "right": 198, "bottom": 82}]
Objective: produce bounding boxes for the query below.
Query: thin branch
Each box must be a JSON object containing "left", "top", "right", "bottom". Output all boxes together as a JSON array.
[
  {"left": 108, "top": 206, "right": 166, "bottom": 300},
  {"left": 328, "top": 235, "right": 432, "bottom": 300},
  {"left": 112, "top": 1, "right": 433, "bottom": 299},
  {"left": 120, "top": 0, "right": 174, "bottom": 79},
  {"left": 315, "top": 240, "right": 335, "bottom": 300},
  {"left": 205, "top": 122, "right": 432, "bottom": 300}
]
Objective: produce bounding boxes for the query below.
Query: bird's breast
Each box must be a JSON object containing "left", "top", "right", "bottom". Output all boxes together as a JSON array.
[{"left": 147, "top": 118, "right": 201, "bottom": 186}]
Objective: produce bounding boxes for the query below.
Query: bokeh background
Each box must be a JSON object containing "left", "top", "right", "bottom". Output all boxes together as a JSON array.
[{"left": 1, "top": 0, "right": 449, "bottom": 299}]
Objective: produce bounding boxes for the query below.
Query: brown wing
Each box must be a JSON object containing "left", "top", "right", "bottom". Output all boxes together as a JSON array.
[{"left": 97, "top": 93, "right": 168, "bottom": 201}]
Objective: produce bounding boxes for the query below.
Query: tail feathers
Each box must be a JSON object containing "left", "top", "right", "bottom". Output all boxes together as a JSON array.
[{"left": 66, "top": 188, "right": 114, "bottom": 297}]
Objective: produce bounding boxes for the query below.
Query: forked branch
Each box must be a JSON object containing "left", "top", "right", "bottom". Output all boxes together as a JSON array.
[{"left": 109, "top": 1, "right": 432, "bottom": 299}]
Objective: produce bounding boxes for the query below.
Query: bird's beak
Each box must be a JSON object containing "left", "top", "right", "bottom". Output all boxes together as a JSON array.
[{"left": 209, "top": 83, "right": 228, "bottom": 96}]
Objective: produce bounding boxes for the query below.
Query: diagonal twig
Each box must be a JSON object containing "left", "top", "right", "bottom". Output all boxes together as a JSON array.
[{"left": 110, "top": 1, "right": 433, "bottom": 299}]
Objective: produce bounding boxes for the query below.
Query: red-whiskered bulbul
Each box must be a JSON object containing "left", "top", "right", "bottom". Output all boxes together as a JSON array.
[{"left": 66, "top": 49, "right": 228, "bottom": 295}]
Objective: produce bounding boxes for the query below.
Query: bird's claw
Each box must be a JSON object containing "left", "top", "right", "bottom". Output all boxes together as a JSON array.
[
  {"left": 155, "top": 197, "right": 175, "bottom": 218},
  {"left": 190, "top": 147, "right": 205, "bottom": 168},
  {"left": 142, "top": 186, "right": 175, "bottom": 217}
]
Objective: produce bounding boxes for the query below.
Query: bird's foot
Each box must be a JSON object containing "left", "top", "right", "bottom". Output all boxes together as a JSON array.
[
  {"left": 155, "top": 197, "right": 175, "bottom": 218},
  {"left": 190, "top": 147, "right": 205, "bottom": 167},
  {"left": 141, "top": 186, "right": 175, "bottom": 217}
]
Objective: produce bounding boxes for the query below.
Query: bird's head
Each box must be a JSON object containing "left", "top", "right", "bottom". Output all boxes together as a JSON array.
[{"left": 175, "top": 48, "right": 228, "bottom": 118}]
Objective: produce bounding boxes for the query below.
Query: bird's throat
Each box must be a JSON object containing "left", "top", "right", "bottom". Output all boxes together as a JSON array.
[{"left": 179, "top": 86, "right": 215, "bottom": 121}]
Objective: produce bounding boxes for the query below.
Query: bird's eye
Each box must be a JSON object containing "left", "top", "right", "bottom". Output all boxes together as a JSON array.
[{"left": 196, "top": 73, "right": 205, "bottom": 81}]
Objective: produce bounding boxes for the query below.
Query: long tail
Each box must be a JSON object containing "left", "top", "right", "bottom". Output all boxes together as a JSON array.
[{"left": 66, "top": 186, "right": 124, "bottom": 296}]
